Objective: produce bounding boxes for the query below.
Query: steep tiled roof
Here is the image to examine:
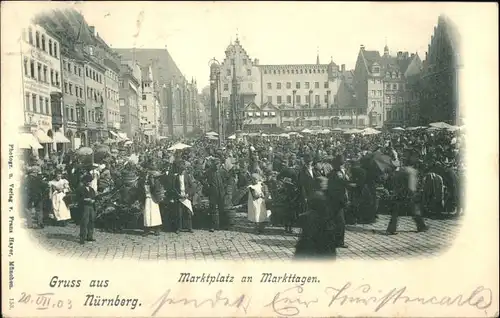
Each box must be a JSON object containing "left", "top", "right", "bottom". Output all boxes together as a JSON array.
[
  {"left": 113, "top": 48, "right": 185, "bottom": 85},
  {"left": 361, "top": 50, "right": 381, "bottom": 69}
]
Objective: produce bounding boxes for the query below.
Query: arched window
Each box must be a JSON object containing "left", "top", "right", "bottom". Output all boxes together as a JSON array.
[
  {"left": 41, "top": 35, "right": 46, "bottom": 51},
  {"left": 53, "top": 42, "right": 58, "bottom": 58},
  {"left": 35, "top": 31, "right": 40, "bottom": 48}
]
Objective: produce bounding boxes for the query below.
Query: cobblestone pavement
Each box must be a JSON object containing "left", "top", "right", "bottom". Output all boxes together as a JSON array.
[{"left": 26, "top": 213, "right": 461, "bottom": 261}]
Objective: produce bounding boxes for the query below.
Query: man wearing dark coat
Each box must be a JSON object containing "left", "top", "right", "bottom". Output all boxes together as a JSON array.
[
  {"left": 76, "top": 173, "right": 97, "bottom": 244},
  {"left": 25, "top": 166, "right": 46, "bottom": 229},
  {"left": 294, "top": 176, "right": 337, "bottom": 259},
  {"left": 205, "top": 158, "right": 226, "bottom": 231},
  {"left": 165, "top": 160, "right": 195, "bottom": 233},
  {"left": 386, "top": 150, "right": 429, "bottom": 234},
  {"left": 297, "top": 153, "right": 316, "bottom": 215},
  {"left": 327, "top": 155, "right": 353, "bottom": 248}
]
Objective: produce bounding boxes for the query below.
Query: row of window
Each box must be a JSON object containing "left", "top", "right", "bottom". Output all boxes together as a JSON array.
[
  {"left": 23, "top": 27, "right": 59, "bottom": 59},
  {"left": 23, "top": 57, "right": 60, "bottom": 86},
  {"left": 266, "top": 81, "right": 329, "bottom": 90},
  {"left": 106, "top": 87, "right": 119, "bottom": 103},
  {"left": 64, "top": 107, "right": 104, "bottom": 123},
  {"left": 226, "top": 69, "right": 252, "bottom": 77},
  {"left": 24, "top": 92, "right": 50, "bottom": 115},
  {"left": 267, "top": 94, "right": 330, "bottom": 105},
  {"left": 86, "top": 66, "right": 104, "bottom": 84},
  {"left": 106, "top": 70, "right": 119, "bottom": 84},
  {"left": 387, "top": 109, "right": 405, "bottom": 121},
  {"left": 263, "top": 68, "right": 326, "bottom": 75},
  {"left": 246, "top": 111, "right": 276, "bottom": 117},
  {"left": 63, "top": 81, "right": 84, "bottom": 98}
]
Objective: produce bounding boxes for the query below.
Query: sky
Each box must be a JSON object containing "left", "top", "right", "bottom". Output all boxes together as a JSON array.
[{"left": 11, "top": 2, "right": 473, "bottom": 90}]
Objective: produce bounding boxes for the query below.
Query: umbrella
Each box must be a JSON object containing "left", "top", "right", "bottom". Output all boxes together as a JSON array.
[
  {"left": 278, "top": 133, "right": 290, "bottom": 138},
  {"left": 301, "top": 128, "right": 313, "bottom": 133},
  {"left": 206, "top": 131, "right": 219, "bottom": 136},
  {"left": 319, "top": 129, "right": 331, "bottom": 134},
  {"left": 429, "top": 122, "right": 453, "bottom": 129},
  {"left": 360, "top": 151, "right": 395, "bottom": 177},
  {"left": 361, "top": 127, "right": 381, "bottom": 135},
  {"left": 124, "top": 140, "right": 133, "bottom": 146},
  {"left": 167, "top": 142, "right": 192, "bottom": 151},
  {"left": 427, "top": 126, "right": 440, "bottom": 131},
  {"left": 158, "top": 136, "right": 168, "bottom": 140},
  {"left": 288, "top": 132, "right": 299, "bottom": 135},
  {"left": 261, "top": 133, "right": 269, "bottom": 137},
  {"left": 227, "top": 134, "right": 236, "bottom": 140},
  {"left": 295, "top": 133, "right": 304, "bottom": 138},
  {"left": 332, "top": 127, "right": 343, "bottom": 131},
  {"left": 76, "top": 147, "right": 93, "bottom": 156},
  {"left": 392, "top": 127, "right": 405, "bottom": 131},
  {"left": 206, "top": 135, "right": 219, "bottom": 141}
]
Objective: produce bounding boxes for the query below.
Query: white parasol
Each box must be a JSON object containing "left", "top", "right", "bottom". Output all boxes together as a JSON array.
[
  {"left": 361, "top": 127, "right": 381, "bottom": 135},
  {"left": 301, "top": 128, "right": 313, "bottom": 133},
  {"left": 206, "top": 131, "right": 219, "bottom": 136},
  {"left": 279, "top": 133, "right": 290, "bottom": 138},
  {"left": 167, "top": 142, "right": 192, "bottom": 151},
  {"left": 319, "top": 129, "right": 331, "bottom": 134},
  {"left": 429, "top": 122, "right": 453, "bottom": 129},
  {"left": 392, "top": 127, "right": 405, "bottom": 131},
  {"left": 227, "top": 134, "right": 236, "bottom": 140},
  {"left": 124, "top": 140, "right": 133, "bottom": 146},
  {"left": 332, "top": 127, "right": 343, "bottom": 131},
  {"left": 261, "top": 133, "right": 269, "bottom": 137}
]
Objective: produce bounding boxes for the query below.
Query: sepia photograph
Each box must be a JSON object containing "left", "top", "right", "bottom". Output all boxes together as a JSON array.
[
  {"left": 1, "top": 2, "right": 497, "bottom": 317},
  {"left": 17, "top": 4, "right": 464, "bottom": 261}
]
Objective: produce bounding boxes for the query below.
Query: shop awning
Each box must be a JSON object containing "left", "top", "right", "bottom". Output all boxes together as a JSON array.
[
  {"left": 34, "top": 130, "right": 53, "bottom": 143},
  {"left": 19, "top": 133, "right": 43, "bottom": 149},
  {"left": 52, "top": 131, "right": 70, "bottom": 143}
]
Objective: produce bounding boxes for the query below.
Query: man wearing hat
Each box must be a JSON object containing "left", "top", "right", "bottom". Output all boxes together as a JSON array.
[
  {"left": 297, "top": 153, "right": 316, "bottom": 215},
  {"left": 386, "top": 149, "right": 429, "bottom": 234},
  {"left": 76, "top": 173, "right": 97, "bottom": 244},
  {"left": 327, "top": 154, "right": 354, "bottom": 248},
  {"left": 25, "top": 165, "right": 46, "bottom": 229},
  {"left": 165, "top": 160, "right": 195, "bottom": 233}
]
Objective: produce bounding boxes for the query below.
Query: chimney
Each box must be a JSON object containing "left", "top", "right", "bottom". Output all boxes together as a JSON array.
[
  {"left": 360, "top": 44, "right": 365, "bottom": 51},
  {"left": 254, "top": 58, "right": 259, "bottom": 65},
  {"left": 397, "top": 51, "right": 403, "bottom": 59},
  {"left": 89, "top": 26, "right": 96, "bottom": 36},
  {"left": 341, "top": 64, "right": 345, "bottom": 72}
]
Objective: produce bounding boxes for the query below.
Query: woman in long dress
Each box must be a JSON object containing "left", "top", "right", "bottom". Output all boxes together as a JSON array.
[
  {"left": 247, "top": 173, "right": 271, "bottom": 234},
  {"left": 141, "top": 172, "right": 163, "bottom": 236},
  {"left": 48, "top": 170, "right": 72, "bottom": 225}
]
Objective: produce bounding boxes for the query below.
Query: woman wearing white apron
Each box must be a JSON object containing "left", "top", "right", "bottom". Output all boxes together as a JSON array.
[
  {"left": 142, "top": 172, "right": 163, "bottom": 236},
  {"left": 247, "top": 173, "right": 271, "bottom": 234},
  {"left": 49, "top": 170, "right": 72, "bottom": 225}
]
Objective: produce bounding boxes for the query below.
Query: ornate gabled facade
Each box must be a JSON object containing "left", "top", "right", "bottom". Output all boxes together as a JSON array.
[
  {"left": 217, "top": 36, "right": 348, "bottom": 131},
  {"left": 419, "top": 15, "right": 461, "bottom": 125},
  {"left": 353, "top": 44, "right": 422, "bottom": 127}
]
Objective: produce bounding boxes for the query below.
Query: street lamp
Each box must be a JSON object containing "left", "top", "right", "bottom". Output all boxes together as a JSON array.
[{"left": 208, "top": 58, "right": 223, "bottom": 146}]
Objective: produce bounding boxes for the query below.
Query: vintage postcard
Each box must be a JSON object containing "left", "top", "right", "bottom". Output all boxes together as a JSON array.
[{"left": 1, "top": 1, "right": 498, "bottom": 317}]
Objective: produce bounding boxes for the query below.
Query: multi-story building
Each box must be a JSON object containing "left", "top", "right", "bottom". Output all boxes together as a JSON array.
[
  {"left": 353, "top": 44, "right": 422, "bottom": 127},
  {"left": 140, "top": 64, "right": 160, "bottom": 141},
  {"left": 419, "top": 15, "right": 462, "bottom": 125},
  {"left": 61, "top": 54, "right": 86, "bottom": 149},
  {"left": 94, "top": 33, "right": 122, "bottom": 138},
  {"left": 113, "top": 48, "right": 197, "bottom": 136},
  {"left": 83, "top": 45, "right": 106, "bottom": 144},
  {"left": 216, "top": 37, "right": 344, "bottom": 131},
  {"left": 20, "top": 23, "right": 63, "bottom": 158},
  {"left": 119, "top": 60, "right": 142, "bottom": 139}
]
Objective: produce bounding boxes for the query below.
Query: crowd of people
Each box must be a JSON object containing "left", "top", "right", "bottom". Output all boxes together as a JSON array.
[{"left": 21, "top": 126, "right": 464, "bottom": 257}]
